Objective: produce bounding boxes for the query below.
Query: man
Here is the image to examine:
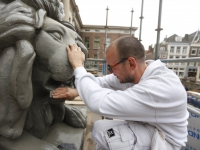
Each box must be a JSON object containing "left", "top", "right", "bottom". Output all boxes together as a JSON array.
[{"left": 53, "top": 36, "right": 188, "bottom": 150}]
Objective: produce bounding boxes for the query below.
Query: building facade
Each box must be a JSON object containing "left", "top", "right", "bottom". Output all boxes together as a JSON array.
[
  {"left": 163, "top": 34, "right": 190, "bottom": 78},
  {"left": 190, "top": 31, "right": 200, "bottom": 82},
  {"left": 61, "top": 0, "right": 138, "bottom": 71},
  {"left": 61, "top": 0, "right": 137, "bottom": 56},
  {"left": 80, "top": 25, "right": 137, "bottom": 59},
  {"left": 158, "top": 31, "right": 200, "bottom": 81},
  {"left": 61, "top": 0, "right": 83, "bottom": 34}
]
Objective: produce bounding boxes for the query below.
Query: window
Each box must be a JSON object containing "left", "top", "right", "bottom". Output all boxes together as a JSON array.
[
  {"left": 180, "top": 68, "right": 184, "bottom": 70},
  {"left": 179, "top": 72, "right": 184, "bottom": 77},
  {"left": 175, "top": 36, "right": 182, "bottom": 42},
  {"left": 95, "top": 30, "right": 100, "bottom": 32},
  {"left": 182, "top": 47, "right": 187, "bottom": 54},
  {"left": 181, "top": 56, "right": 186, "bottom": 65},
  {"left": 198, "top": 49, "right": 200, "bottom": 55},
  {"left": 106, "top": 38, "right": 111, "bottom": 47},
  {"left": 191, "top": 48, "right": 197, "bottom": 55},
  {"left": 175, "top": 56, "right": 179, "bottom": 65},
  {"left": 160, "top": 47, "right": 165, "bottom": 51},
  {"left": 84, "top": 37, "right": 90, "bottom": 48},
  {"left": 162, "top": 54, "right": 166, "bottom": 58},
  {"left": 169, "top": 56, "right": 173, "bottom": 64},
  {"left": 189, "top": 62, "right": 195, "bottom": 66},
  {"left": 170, "top": 47, "right": 174, "bottom": 53},
  {"left": 94, "top": 37, "right": 100, "bottom": 49},
  {"left": 176, "top": 47, "right": 181, "bottom": 53},
  {"left": 94, "top": 54, "right": 97, "bottom": 59}
]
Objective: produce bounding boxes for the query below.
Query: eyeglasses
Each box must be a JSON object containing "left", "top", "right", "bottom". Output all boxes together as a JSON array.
[{"left": 107, "top": 58, "right": 128, "bottom": 73}]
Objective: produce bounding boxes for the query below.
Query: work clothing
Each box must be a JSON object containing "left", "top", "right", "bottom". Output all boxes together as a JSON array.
[
  {"left": 74, "top": 60, "right": 188, "bottom": 149},
  {"left": 92, "top": 120, "right": 179, "bottom": 150}
]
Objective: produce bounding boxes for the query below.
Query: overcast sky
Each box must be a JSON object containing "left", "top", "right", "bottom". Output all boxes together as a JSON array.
[{"left": 75, "top": 0, "right": 200, "bottom": 50}]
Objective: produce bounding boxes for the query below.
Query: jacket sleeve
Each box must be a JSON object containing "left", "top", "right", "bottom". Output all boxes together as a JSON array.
[
  {"left": 74, "top": 67, "right": 156, "bottom": 122},
  {"left": 95, "top": 73, "right": 133, "bottom": 90}
]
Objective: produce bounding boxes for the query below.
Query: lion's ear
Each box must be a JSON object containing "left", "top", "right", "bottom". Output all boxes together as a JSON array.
[{"left": 35, "top": 9, "right": 46, "bottom": 29}]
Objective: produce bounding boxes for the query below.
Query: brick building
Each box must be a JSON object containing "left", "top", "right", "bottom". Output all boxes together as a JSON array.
[
  {"left": 80, "top": 25, "right": 137, "bottom": 59},
  {"left": 61, "top": 0, "right": 138, "bottom": 59}
]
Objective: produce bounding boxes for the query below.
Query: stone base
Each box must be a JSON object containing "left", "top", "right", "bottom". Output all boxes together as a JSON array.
[{"left": 43, "top": 122, "right": 85, "bottom": 150}]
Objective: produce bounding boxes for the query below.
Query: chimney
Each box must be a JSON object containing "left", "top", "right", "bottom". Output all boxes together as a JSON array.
[
  {"left": 184, "top": 34, "right": 189, "bottom": 41},
  {"left": 164, "top": 35, "right": 167, "bottom": 41}
]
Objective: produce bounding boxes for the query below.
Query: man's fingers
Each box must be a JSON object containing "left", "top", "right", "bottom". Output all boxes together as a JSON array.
[
  {"left": 77, "top": 47, "right": 82, "bottom": 51},
  {"left": 68, "top": 44, "right": 81, "bottom": 51},
  {"left": 67, "top": 44, "right": 82, "bottom": 51},
  {"left": 52, "top": 87, "right": 70, "bottom": 97},
  {"left": 53, "top": 93, "right": 67, "bottom": 98}
]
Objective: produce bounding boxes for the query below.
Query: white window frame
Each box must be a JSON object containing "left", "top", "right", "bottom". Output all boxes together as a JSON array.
[
  {"left": 106, "top": 38, "right": 111, "bottom": 47},
  {"left": 182, "top": 47, "right": 187, "bottom": 54},
  {"left": 84, "top": 37, "right": 90, "bottom": 48},
  {"left": 160, "top": 47, "right": 165, "bottom": 51},
  {"left": 170, "top": 46, "right": 174, "bottom": 53},
  {"left": 94, "top": 37, "right": 100, "bottom": 49},
  {"left": 191, "top": 48, "right": 197, "bottom": 55},
  {"left": 162, "top": 54, "right": 166, "bottom": 58},
  {"left": 175, "top": 56, "right": 179, "bottom": 65},
  {"left": 176, "top": 47, "right": 181, "bottom": 53}
]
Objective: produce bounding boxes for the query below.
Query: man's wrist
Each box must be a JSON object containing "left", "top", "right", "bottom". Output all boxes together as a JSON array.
[{"left": 73, "top": 64, "right": 83, "bottom": 70}]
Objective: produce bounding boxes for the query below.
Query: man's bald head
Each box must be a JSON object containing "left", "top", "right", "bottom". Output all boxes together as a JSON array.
[{"left": 106, "top": 36, "right": 145, "bottom": 62}]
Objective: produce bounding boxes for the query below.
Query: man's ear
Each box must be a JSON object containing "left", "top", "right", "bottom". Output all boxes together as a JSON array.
[{"left": 128, "top": 57, "right": 137, "bottom": 70}]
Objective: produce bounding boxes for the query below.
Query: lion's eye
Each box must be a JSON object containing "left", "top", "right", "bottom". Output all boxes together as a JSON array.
[{"left": 49, "top": 32, "right": 62, "bottom": 42}]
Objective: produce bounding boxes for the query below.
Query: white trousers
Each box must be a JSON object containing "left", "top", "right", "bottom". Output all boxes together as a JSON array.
[{"left": 92, "top": 120, "right": 180, "bottom": 150}]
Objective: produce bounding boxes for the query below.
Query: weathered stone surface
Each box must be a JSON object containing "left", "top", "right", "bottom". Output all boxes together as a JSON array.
[{"left": 0, "top": 0, "right": 87, "bottom": 149}]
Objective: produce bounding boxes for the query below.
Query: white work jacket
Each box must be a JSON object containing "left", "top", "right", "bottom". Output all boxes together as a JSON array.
[{"left": 74, "top": 59, "right": 189, "bottom": 147}]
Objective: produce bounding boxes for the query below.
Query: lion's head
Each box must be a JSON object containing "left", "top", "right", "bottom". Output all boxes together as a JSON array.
[{"left": 0, "top": 0, "right": 87, "bottom": 139}]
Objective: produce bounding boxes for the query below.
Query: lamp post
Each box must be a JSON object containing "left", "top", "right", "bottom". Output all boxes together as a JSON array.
[
  {"left": 155, "top": 0, "right": 163, "bottom": 60},
  {"left": 104, "top": 6, "right": 109, "bottom": 55},
  {"left": 103, "top": 6, "right": 109, "bottom": 75},
  {"left": 130, "top": 8, "right": 134, "bottom": 36},
  {"left": 97, "top": 48, "right": 100, "bottom": 72},
  {"left": 139, "top": 0, "right": 144, "bottom": 42}
]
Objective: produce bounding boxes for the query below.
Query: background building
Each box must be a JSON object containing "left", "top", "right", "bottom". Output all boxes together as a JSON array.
[
  {"left": 146, "top": 31, "right": 200, "bottom": 81},
  {"left": 61, "top": 0, "right": 138, "bottom": 72},
  {"left": 162, "top": 34, "right": 190, "bottom": 78}
]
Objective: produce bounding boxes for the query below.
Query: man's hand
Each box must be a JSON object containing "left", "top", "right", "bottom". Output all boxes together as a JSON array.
[
  {"left": 52, "top": 87, "right": 79, "bottom": 100},
  {"left": 66, "top": 44, "right": 85, "bottom": 69}
]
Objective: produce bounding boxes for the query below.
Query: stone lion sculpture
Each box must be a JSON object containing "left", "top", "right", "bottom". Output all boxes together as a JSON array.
[{"left": 0, "top": 0, "right": 87, "bottom": 149}]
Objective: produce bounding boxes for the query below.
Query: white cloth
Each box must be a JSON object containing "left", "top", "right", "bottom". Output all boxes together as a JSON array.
[{"left": 74, "top": 59, "right": 189, "bottom": 148}]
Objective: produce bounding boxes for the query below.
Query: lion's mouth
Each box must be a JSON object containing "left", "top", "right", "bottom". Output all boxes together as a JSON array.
[{"left": 45, "top": 76, "right": 74, "bottom": 91}]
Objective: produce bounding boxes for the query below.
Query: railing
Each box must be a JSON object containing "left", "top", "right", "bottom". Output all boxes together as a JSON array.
[
  {"left": 85, "top": 58, "right": 106, "bottom": 75},
  {"left": 162, "top": 57, "right": 200, "bottom": 117},
  {"left": 161, "top": 57, "right": 200, "bottom": 63}
]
